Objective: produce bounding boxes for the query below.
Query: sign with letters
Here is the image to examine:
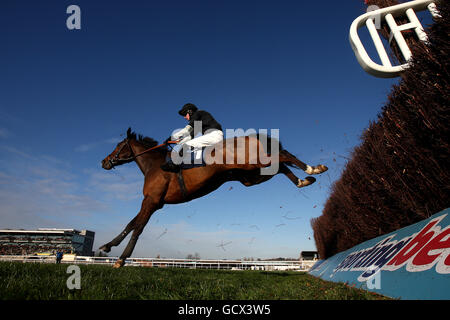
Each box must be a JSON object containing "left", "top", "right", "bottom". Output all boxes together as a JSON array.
[{"left": 309, "top": 208, "right": 450, "bottom": 299}]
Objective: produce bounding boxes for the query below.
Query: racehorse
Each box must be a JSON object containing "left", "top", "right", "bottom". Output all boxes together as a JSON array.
[{"left": 100, "top": 128, "right": 327, "bottom": 267}]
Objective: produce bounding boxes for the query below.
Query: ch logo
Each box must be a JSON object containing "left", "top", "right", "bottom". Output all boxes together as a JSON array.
[
  {"left": 66, "top": 5, "right": 81, "bottom": 30},
  {"left": 66, "top": 265, "right": 81, "bottom": 290},
  {"left": 349, "top": 0, "right": 440, "bottom": 78}
]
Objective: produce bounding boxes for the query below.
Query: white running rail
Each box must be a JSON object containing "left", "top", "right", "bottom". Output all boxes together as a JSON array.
[
  {"left": 349, "top": 0, "right": 440, "bottom": 78},
  {"left": 0, "top": 255, "right": 317, "bottom": 271}
]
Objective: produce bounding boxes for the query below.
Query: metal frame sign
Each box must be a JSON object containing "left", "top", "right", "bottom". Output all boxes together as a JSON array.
[
  {"left": 309, "top": 208, "right": 450, "bottom": 299},
  {"left": 349, "top": 0, "right": 440, "bottom": 78}
]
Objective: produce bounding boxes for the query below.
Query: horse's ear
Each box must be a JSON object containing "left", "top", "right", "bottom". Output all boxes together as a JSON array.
[{"left": 127, "top": 127, "right": 132, "bottom": 138}]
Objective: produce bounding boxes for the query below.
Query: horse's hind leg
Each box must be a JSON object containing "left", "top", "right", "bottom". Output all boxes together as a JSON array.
[
  {"left": 279, "top": 163, "right": 316, "bottom": 188},
  {"left": 279, "top": 150, "right": 328, "bottom": 175}
]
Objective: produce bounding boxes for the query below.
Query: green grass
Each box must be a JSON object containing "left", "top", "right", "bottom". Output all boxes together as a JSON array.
[{"left": 0, "top": 261, "right": 389, "bottom": 300}]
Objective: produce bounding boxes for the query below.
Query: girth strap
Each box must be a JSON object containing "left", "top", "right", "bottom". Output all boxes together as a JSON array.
[{"left": 177, "top": 170, "right": 187, "bottom": 199}]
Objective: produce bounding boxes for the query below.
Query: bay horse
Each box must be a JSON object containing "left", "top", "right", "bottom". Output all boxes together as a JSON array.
[{"left": 100, "top": 128, "right": 327, "bottom": 267}]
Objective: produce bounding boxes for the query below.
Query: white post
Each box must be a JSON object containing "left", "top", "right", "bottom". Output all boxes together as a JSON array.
[
  {"left": 366, "top": 18, "right": 392, "bottom": 67},
  {"left": 406, "top": 8, "right": 428, "bottom": 41},
  {"left": 385, "top": 13, "right": 413, "bottom": 62}
]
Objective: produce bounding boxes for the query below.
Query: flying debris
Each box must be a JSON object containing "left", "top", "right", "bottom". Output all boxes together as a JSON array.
[
  {"left": 156, "top": 228, "right": 167, "bottom": 240},
  {"left": 187, "top": 210, "right": 197, "bottom": 219},
  {"left": 272, "top": 223, "right": 285, "bottom": 233},
  {"left": 282, "top": 212, "right": 301, "bottom": 220},
  {"left": 217, "top": 241, "right": 232, "bottom": 251}
]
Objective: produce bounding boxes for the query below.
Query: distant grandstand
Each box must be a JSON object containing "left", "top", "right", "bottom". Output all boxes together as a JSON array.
[
  {"left": 300, "top": 251, "right": 319, "bottom": 261},
  {"left": 0, "top": 228, "right": 95, "bottom": 256}
]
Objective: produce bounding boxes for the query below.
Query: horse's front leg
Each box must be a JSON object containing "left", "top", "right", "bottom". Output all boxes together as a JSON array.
[
  {"left": 99, "top": 216, "right": 138, "bottom": 253},
  {"left": 113, "top": 195, "right": 162, "bottom": 268}
]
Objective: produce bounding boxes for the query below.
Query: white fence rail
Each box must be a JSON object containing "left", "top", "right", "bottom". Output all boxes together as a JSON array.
[{"left": 0, "top": 255, "right": 316, "bottom": 271}]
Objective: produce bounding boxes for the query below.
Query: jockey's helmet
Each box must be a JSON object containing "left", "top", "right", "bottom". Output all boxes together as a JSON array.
[{"left": 178, "top": 103, "right": 198, "bottom": 116}]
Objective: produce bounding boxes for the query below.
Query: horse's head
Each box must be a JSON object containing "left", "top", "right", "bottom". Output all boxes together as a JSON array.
[{"left": 101, "top": 128, "right": 136, "bottom": 170}]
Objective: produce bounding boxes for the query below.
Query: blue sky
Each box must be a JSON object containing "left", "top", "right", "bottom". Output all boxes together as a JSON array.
[{"left": 0, "top": 0, "right": 399, "bottom": 259}]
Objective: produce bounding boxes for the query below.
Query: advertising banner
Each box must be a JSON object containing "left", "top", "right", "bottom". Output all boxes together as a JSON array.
[{"left": 309, "top": 208, "right": 450, "bottom": 299}]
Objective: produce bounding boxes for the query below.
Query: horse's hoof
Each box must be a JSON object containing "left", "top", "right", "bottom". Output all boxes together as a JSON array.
[
  {"left": 297, "top": 176, "right": 316, "bottom": 188},
  {"left": 306, "top": 165, "right": 328, "bottom": 175},
  {"left": 99, "top": 244, "right": 111, "bottom": 253},
  {"left": 316, "top": 164, "right": 328, "bottom": 173},
  {"left": 113, "top": 259, "right": 125, "bottom": 268}
]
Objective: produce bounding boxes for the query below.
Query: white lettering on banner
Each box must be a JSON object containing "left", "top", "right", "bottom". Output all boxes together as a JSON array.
[{"left": 332, "top": 214, "right": 449, "bottom": 282}]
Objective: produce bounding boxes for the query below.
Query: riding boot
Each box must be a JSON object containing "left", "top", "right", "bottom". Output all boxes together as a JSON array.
[
  {"left": 160, "top": 148, "right": 184, "bottom": 173},
  {"left": 160, "top": 160, "right": 181, "bottom": 173}
]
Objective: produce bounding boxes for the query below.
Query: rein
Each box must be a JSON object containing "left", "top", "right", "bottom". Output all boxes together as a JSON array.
[
  {"left": 132, "top": 140, "right": 179, "bottom": 158},
  {"left": 108, "top": 139, "right": 178, "bottom": 168}
]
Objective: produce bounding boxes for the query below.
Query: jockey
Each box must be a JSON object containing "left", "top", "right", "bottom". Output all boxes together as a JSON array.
[{"left": 161, "top": 103, "right": 224, "bottom": 172}]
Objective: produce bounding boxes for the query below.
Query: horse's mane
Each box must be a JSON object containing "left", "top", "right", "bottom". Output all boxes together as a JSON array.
[{"left": 128, "top": 130, "right": 167, "bottom": 153}]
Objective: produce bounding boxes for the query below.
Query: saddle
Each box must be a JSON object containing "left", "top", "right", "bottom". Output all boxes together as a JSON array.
[
  {"left": 161, "top": 148, "right": 207, "bottom": 199},
  {"left": 178, "top": 148, "right": 207, "bottom": 199},
  {"left": 180, "top": 148, "right": 207, "bottom": 170},
  {"left": 172, "top": 149, "right": 206, "bottom": 199}
]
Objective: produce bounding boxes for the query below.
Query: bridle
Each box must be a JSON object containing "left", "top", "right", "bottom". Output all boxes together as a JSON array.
[
  {"left": 108, "top": 138, "right": 178, "bottom": 169},
  {"left": 107, "top": 138, "right": 134, "bottom": 169}
]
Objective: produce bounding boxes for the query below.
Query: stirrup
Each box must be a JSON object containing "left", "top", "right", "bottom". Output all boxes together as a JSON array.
[{"left": 161, "top": 161, "right": 181, "bottom": 173}]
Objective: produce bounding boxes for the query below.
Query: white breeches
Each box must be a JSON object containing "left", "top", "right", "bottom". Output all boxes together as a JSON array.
[{"left": 181, "top": 130, "right": 224, "bottom": 150}]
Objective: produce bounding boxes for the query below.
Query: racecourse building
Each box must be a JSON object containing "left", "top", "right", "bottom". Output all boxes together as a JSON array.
[
  {"left": 300, "top": 251, "right": 319, "bottom": 261},
  {"left": 0, "top": 228, "right": 95, "bottom": 256}
]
